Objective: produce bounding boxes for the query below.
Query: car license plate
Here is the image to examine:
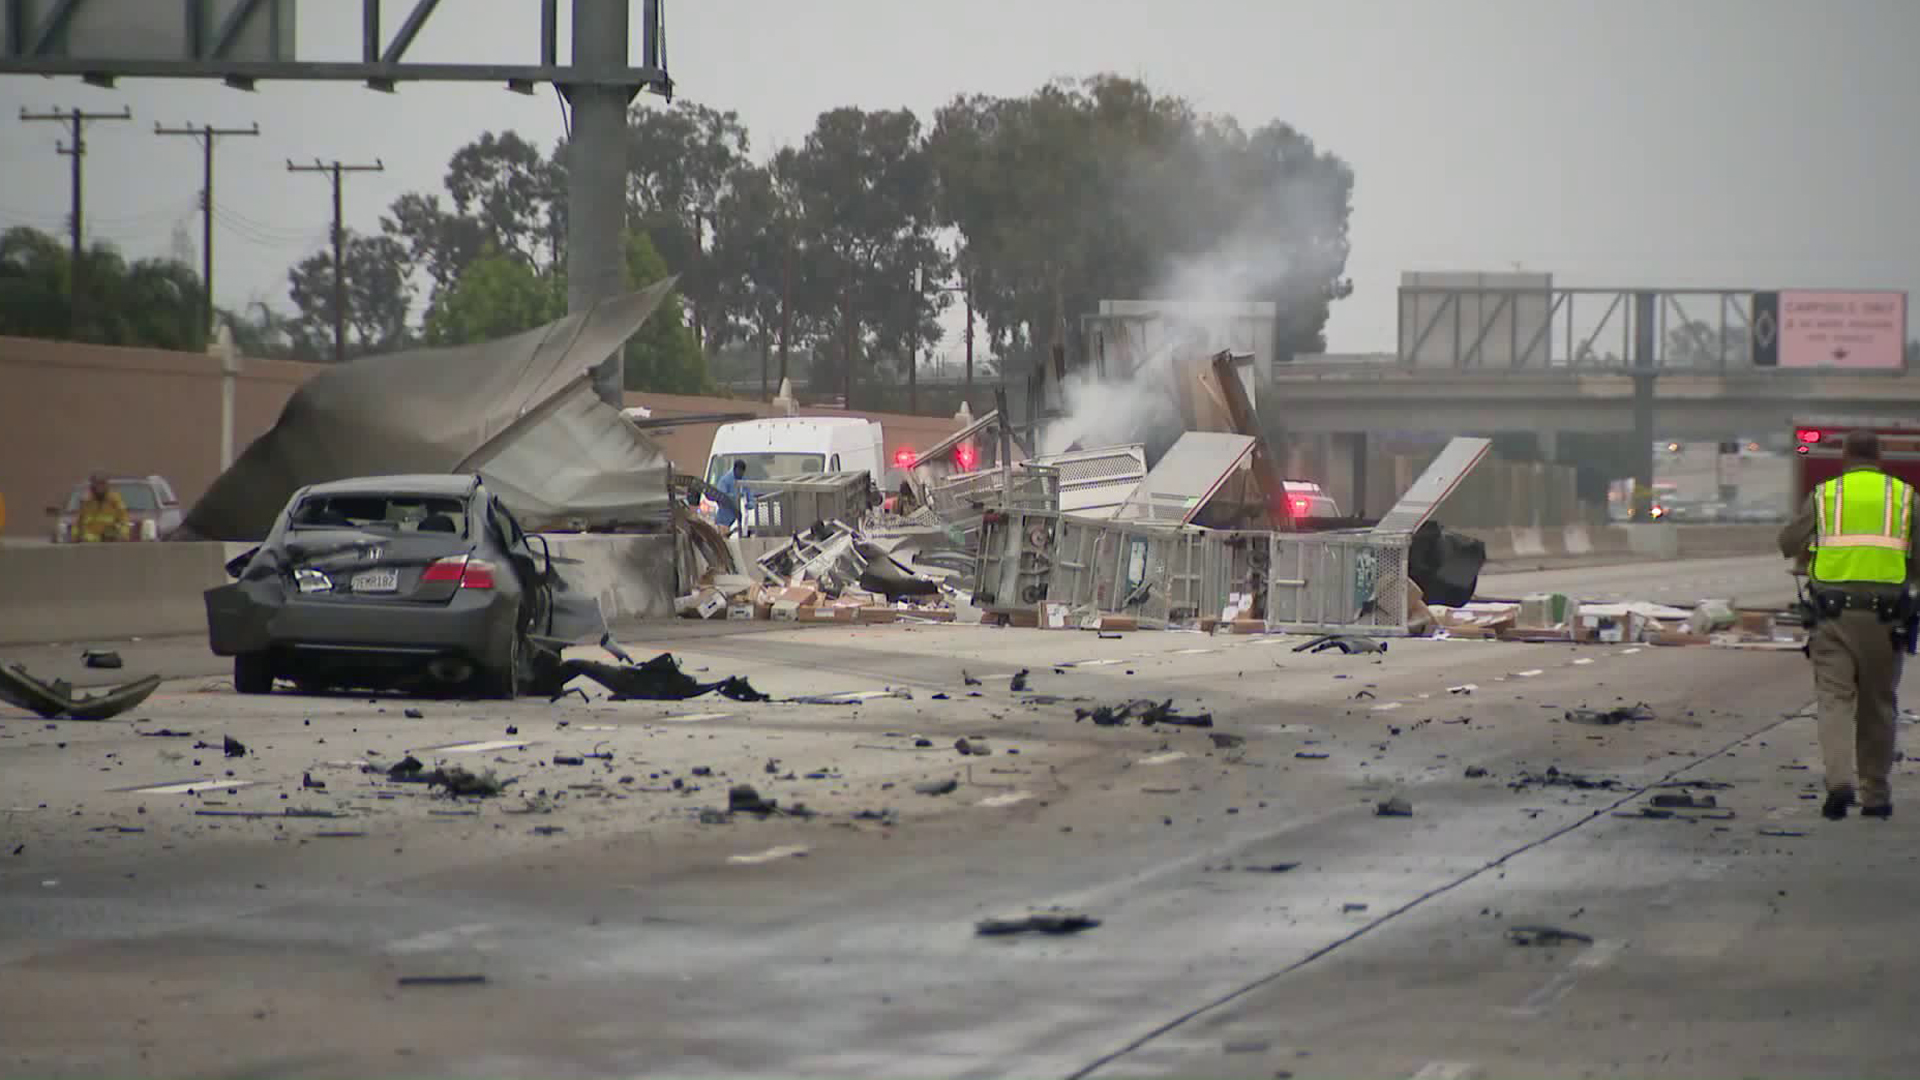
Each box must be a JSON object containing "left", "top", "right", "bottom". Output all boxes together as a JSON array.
[{"left": 350, "top": 568, "right": 400, "bottom": 593}]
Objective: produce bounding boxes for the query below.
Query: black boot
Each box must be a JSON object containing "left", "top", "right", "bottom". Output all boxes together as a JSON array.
[
  {"left": 1863, "top": 804, "right": 1893, "bottom": 819},
  {"left": 1824, "top": 788, "right": 1856, "bottom": 820}
]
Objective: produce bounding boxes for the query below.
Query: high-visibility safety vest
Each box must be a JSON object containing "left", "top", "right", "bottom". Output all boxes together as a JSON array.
[{"left": 1813, "top": 469, "right": 1916, "bottom": 584}]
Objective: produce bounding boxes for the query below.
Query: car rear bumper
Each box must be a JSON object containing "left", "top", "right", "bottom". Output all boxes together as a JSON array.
[{"left": 207, "top": 580, "right": 516, "bottom": 667}]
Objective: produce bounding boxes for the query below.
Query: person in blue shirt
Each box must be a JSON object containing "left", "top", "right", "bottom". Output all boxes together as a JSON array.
[{"left": 714, "top": 459, "right": 755, "bottom": 534}]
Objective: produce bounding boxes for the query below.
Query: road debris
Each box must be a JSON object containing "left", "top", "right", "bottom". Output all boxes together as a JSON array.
[
  {"left": 1507, "top": 925, "right": 1594, "bottom": 947},
  {"left": 1376, "top": 796, "right": 1414, "bottom": 817},
  {"left": 1074, "top": 699, "right": 1213, "bottom": 728},
  {"left": 0, "top": 663, "right": 162, "bottom": 721},
  {"left": 1293, "top": 634, "right": 1386, "bottom": 655},
  {"left": 1209, "top": 732, "right": 1246, "bottom": 750},
  {"left": 1509, "top": 767, "right": 1620, "bottom": 791},
  {"left": 914, "top": 778, "right": 959, "bottom": 797},
  {"left": 536, "top": 652, "right": 770, "bottom": 703},
  {"left": 397, "top": 974, "right": 488, "bottom": 987},
  {"left": 1464, "top": 765, "right": 1490, "bottom": 778},
  {"left": 1650, "top": 792, "right": 1717, "bottom": 809},
  {"left": 976, "top": 908, "right": 1101, "bottom": 936},
  {"left": 1567, "top": 703, "right": 1656, "bottom": 726},
  {"left": 82, "top": 649, "right": 123, "bottom": 670},
  {"left": 728, "top": 784, "right": 779, "bottom": 816},
  {"left": 223, "top": 736, "right": 247, "bottom": 758},
  {"left": 1009, "top": 669, "right": 1031, "bottom": 692}
]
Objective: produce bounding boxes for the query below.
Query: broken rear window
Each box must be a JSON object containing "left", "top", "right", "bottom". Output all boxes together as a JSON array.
[{"left": 291, "top": 494, "right": 469, "bottom": 538}]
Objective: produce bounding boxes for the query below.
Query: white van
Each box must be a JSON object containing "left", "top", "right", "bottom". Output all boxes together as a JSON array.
[{"left": 704, "top": 417, "right": 885, "bottom": 487}]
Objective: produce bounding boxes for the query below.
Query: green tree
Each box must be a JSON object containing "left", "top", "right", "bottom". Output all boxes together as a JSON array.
[
  {"left": 287, "top": 230, "right": 416, "bottom": 359},
  {"left": 623, "top": 100, "right": 752, "bottom": 354},
  {"left": 381, "top": 130, "right": 565, "bottom": 310},
  {"left": 782, "top": 106, "right": 950, "bottom": 401},
  {"left": 421, "top": 250, "right": 565, "bottom": 345},
  {"left": 0, "top": 225, "right": 207, "bottom": 350},
  {"left": 928, "top": 76, "right": 1355, "bottom": 367},
  {"left": 622, "top": 231, "right": 709, "bottom": 394}
]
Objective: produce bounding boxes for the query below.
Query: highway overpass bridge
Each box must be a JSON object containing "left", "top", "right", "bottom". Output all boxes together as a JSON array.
[{"left": 1267, "top": 366, "right": 1920, "bottom": 440}]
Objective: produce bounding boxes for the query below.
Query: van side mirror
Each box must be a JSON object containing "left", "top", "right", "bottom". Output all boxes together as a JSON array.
[{"left": 224, "top": 546, "right": 260, "bottom": 579}]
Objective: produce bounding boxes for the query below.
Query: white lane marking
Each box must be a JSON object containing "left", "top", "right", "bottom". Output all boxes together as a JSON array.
[
  {"left": 1138, "top": 751, "right": 1189, "bottom": 766},
  {"left": 1064, "top": 658, "right": 1128, "bottom": 667},
  {"left": 977, "top": 791, "right": 1033, "bottom": 808},
  {"left": 1622, "top": 647, "right": 1643, "bottom": 655},
  {"left": 1572, "top": 658, "right": 1595, "bottom": 666},
  {"left": 1410, "top": 1063, "right": 1478, "bottom": 1080},
  {"left": 652, "top": 712, "right": 733, "bottom": 724},
  {"left": 1372, "top": 702, "right": 1404, "bottom": 712},
  {"left": 385, "top": 923, "right": 496, "bottom": 954},
  {"left": 1246, "top": 636, "right": 1289, "bottom": 645},
  {"left": 577, "top": 725, "right": 620, "bottom": 732},
  {"left": 1504, "top": 938, "right": 1626, "bottom": 1017},
  {"left": 728, "top": 844, "right": 809, "bottom": 865},
  {"left": 1515, "top": 669, "right": 1544, "bottom": 678},
  {"left": 818, "top": 690, "right": 901, "bottom": 702},
  {"left": 129, "top": 779, "right": 258, "bottom": 795},
  {"left": 424, "top": 739, "right": 528, "bottom": 754},
  {"left": 1173, "top": 648, "right": 1215, "bottom": 655}
]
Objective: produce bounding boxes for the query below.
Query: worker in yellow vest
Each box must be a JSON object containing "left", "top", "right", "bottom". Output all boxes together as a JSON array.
[
  {"left": 74, "top": 473, "right": 131, "bottom": 543},
  {"left": 1779, "top": 429, "right": 1916, "bottom": 820}
]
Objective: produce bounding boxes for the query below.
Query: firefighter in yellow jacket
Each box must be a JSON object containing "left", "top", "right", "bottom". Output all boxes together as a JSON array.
[
  {"left": 74, "top": 473, "right": 131, "bottom": 543},
  {"left": 1779, "top": 429, "right": 1916, "bottom": 820}
]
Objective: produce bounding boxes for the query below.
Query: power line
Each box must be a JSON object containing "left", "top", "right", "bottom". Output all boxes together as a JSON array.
[
  {"left": 19, "top": 104, "right": 132, "bottom": 335},
  {"left": 156, "top": 120, "right": 261, "bottom": 344},
  {"left": 287, "top": 157, "right": 384, "bottom": 363}
]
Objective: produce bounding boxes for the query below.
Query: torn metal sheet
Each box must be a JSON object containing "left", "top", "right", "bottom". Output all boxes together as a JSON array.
[
  {"left": 456, "top": 375, "right": 673, "bottom": 532},
  {"left": 1371, "top": 436, "right": 1495, "bottom": 535},
  {"left": 1114, "top": 432, "right": 1258, "bottom": 525},
  {"left": 178, "top": 281, "right": 679, "bottom": 542}
]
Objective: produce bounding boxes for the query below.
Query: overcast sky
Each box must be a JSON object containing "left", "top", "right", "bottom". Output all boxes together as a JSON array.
[{"left": 1, "top": 0, "right": 1914, "bottom": 357}]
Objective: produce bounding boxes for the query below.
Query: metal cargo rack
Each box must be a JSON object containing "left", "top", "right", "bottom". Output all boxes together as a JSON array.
[
  {"left": 1266, "top": 529, "right": 1413, "bottom": 636},
  {"left": 977, "top": 510, "right": 1418, "bottom": 636},
  {"left": 740, "top": 470, "right": 873, "bottom": 537},
  {"left": 926, "top": 464, "right": 1060, "bottom": 550}
]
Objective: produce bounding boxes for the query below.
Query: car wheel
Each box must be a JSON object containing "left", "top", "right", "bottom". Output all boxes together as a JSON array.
[
  {"left": 233, "top": 652, "right": 274, "bottom": 695},
  {"left": 481, "top": 634, "right": 521, "bottom": 700}
]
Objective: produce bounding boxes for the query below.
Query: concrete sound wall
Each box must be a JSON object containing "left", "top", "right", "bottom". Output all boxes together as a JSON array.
[
  {"left": 0, "top": 535, "right": 680, "bottom": 647},
  {"left": 0, "top": 541, "right": 233, "bottom": 645}
]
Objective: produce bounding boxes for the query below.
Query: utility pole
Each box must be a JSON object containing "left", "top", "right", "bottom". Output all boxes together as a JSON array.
[
  {"left": 155, "top": 121, "right": 260, "bottom": 346},
  {"left": 778, "top": 229, "right": 794, "bottom": 394},
  {"left": 287, "top": 157, "right": 385, "bottom": 364},
  {"left": 19, "top": 105, "right": 132, "bottom": 337}
]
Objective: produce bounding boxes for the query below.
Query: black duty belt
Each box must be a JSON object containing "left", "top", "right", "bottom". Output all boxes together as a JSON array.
[{"left": 1812, "top": 588, "right": 1909, "bottom": 622}]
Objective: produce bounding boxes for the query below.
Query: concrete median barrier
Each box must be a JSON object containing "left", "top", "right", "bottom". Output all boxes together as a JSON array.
[
  {"left": 0, "top": 541, "right": 232, "bottom": 645},
  {"left": 541, "top": 534, "right": 677, "bottom": 623}
]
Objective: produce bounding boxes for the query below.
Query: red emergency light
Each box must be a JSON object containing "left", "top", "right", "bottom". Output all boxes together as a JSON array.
[
  {"left": 893, "top": 447, "right": 918, "bottom": 468},
  {"left": 1288, "top": 495, "right": 1311, "bottom": 516},
  {"left": 954, "top": 444, "right": 978, "bottom": 470},
  {"left": 1796, "top": 428, "right": 1823, "bottom": 444}
]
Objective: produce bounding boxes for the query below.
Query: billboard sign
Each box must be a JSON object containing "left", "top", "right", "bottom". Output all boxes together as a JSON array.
[{"left": 1778, "top": 290, "right": 1907, "bottom": 370}]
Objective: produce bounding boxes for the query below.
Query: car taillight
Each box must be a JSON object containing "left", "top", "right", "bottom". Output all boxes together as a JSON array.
[
  {"left": 422, "top": 555, "right": 495, "bottom": 589},
  {"left": 894, "top": 447, "right": 918, "bottom": 468},
  {"left": 955, "top": 444, "right": 978, "bottom": 470},
  {"left": 1796, "top": 428, "right": 1822, "bottom": 444},
  {"left": 1289, "top": 496, "right": 1311, "bottom": 516}
]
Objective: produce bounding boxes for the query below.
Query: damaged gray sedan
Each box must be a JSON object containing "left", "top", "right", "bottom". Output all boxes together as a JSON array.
[{"left": 205, "top": 474, "right": 557, "bottom": 698}]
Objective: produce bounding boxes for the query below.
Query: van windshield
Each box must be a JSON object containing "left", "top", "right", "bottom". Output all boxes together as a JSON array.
[{"left": 707, "top": 453, "right": 825, "bottom": 485}]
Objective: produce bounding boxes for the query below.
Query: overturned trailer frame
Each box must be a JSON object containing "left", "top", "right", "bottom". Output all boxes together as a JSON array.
[{"left": 969, "top": 436, "right": 1491, "bottom": 637}]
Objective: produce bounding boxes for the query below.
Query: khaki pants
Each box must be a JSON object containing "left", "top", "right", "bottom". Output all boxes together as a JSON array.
[{"left": 1810, "top": 610, "right": 1905, "bottom": 807}]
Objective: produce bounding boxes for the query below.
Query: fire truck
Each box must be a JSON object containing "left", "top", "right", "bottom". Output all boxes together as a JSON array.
[{"left": 1792, "top": 419, "right": 1920, "bottom": 503}]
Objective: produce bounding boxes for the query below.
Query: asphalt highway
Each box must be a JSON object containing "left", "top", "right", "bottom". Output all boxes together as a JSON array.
[{"left": 3, "top": 561, "right": 1909, "bottom": 1078}]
